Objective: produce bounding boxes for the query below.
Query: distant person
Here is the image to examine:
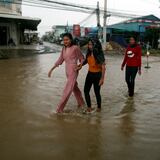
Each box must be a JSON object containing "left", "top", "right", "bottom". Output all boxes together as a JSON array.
[
  {"left": 48, "top": 33, "right": 85, "bottom": 113},
  {"left": 8, "top": 38, "right": 16, "bottom": 46},
  {"left": 78, "top": 39, "right": 106, "bottom": 112},
  {"left": 121, "top": 36, "right": 142, "bottom": 97},
  {"left": 146, "top": 41, "right": 151, "bottom": 51},
  {"left": 73, "top": 37, "right": 80, "bottom": 46}
]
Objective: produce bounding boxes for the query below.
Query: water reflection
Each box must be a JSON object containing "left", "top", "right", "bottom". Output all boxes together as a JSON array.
[{"left": 118, "top": 98, "right": 135, "bottom": 138}]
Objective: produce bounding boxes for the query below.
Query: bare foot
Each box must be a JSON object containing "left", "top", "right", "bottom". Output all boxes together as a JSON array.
[
  {"left": 77, "top": 103, "right": 85, "bottom": 108},
  {"left": 87, "top": 107, "right": 94, "bottom": 112},
  {"left": 96, "top": 108, "right": 101, "bottom": 112}
]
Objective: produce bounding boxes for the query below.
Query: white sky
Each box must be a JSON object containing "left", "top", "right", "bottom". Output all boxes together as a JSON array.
[{"left": 22, "top": 0, "right": 160, "bottom": 35}]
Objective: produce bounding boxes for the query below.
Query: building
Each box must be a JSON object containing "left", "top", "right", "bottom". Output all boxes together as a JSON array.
[
  {"left": 52, "top": 25, "right": 69, "bottom": 38},
  {"left": 52, "top": 25, "right": 86, "bottom": 38},
  {"left": 0, "top": 0, "right": 22, "bottom": 15},
  {"left": 108, "top": 15, "right": 160, "bottom": 33},
  {"left": 107, "top": 15, "right": 160, "bottom": 47},
  {"left": 0, "top": 0, "right": 41, "bottom": 45}
]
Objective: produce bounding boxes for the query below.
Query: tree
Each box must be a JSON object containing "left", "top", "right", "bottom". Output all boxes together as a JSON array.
[{"left": 144, "top": 28, "right": 160, "bottom": 49}]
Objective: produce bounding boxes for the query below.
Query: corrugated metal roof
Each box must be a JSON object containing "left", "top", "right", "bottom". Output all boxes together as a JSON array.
[{"left": 108, "top": 15, "right": 160, "bottom": 32}]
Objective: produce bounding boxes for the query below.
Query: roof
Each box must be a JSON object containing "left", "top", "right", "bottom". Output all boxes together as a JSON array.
[
  {"left": 108, "top": 14, "right": 160, "bottom": 32},
  {"left": 53, "top": 25, "right": 73, "bottom": 29},
  {"left": 0, "top": 13, "right": 41, "bottom": 30},
  {"left": 125, "top": 14, "right": 160, "bottom": 24},
  {"left": 133, "top": 14, "right": 160, "bottom": 21},
  {"left": 0, "top": 13, "right": 40, "bottom": 21}
]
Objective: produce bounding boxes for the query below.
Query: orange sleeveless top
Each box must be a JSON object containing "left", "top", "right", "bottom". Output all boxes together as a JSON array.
[{"left": 87, "top": 54, "right": 102, "bottom": 73}]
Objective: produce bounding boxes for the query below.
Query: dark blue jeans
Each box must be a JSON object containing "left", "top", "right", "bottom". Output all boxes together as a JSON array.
[{"left": 125, "top": 66, "right": 138, "bottom": 96}]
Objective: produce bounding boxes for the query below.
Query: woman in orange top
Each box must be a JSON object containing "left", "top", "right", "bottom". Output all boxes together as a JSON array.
[{"left": 79, "top": 39, "right": 106, "bottom": 112}]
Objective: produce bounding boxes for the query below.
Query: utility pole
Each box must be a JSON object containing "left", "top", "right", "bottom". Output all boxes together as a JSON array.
[
  {"left": 103, "top": 0, "right": 107, "bottom": 46},
  {"left": 96, "top": 1, "right": 102, "bottom": 40},
  {"left": 96, "top": 1, "right": 100, "bottom": 27}
]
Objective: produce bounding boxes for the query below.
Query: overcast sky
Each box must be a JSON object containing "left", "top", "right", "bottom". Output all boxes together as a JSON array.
[{"left": 22, "top": 0, "right": 160, "bottom": 35}]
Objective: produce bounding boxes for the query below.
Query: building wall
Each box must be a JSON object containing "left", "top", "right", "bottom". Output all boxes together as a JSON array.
[
  {"left": 0, "top": 21, "right": 20, "bottom": 45},
  {"left": 0, "top": 0, "right": 22, "bottom": 15},
  {"left": 0, "top": 22, "right": 10, "bottom": 45},
  {"left": 0, "top": 0, "right": 22, "bottom": 45},
  {"left": 10, "top": 21, "right": 18, "bottom": 44}
]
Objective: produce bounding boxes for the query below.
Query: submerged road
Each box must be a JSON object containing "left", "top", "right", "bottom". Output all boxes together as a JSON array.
[{"left": 0, "top": 49, "right": 160, "bottom": 160}]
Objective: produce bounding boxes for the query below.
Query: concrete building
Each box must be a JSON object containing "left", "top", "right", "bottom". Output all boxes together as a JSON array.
[{"left": 0, "top": 0, "right": 41, "bottom": 45}]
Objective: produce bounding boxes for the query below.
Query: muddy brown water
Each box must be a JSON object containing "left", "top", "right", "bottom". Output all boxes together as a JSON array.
[{"left": 0, "top": 51, "right": 160, "bottom": 160}]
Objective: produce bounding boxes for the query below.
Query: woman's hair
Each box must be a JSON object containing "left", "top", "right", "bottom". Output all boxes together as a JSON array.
[
  {"left": 86, "top": 38, "right": 105, "bottom": 64},
  {"left": 129, "top": 36, "right": 138, "bottom": 48},
  {"left": 130, "top": 36, "right": 137, "bottom": 43},
  {"left": 63, "top": 33, "right": 74, "bottom": 46}
]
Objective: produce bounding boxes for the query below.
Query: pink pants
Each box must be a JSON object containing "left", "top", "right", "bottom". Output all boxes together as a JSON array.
[{"left": 56, "top": 64, "right": 84, "bottom": 113}]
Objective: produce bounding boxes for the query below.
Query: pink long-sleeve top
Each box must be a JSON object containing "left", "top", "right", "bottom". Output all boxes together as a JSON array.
[{"left": 54, "top": 45, "right": 84, "bottom": 73}]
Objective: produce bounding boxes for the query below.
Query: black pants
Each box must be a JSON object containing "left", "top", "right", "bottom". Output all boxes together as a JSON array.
[
  {"left": 84, "top": 72, "right": 102, "bottom": 108},
  {"left": 125, "top": 66, "right": 138, "bottom": 96}
]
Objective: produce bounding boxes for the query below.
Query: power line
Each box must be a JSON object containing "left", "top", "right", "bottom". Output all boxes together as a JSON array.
[
  {"left": 32, "top": 0, "right": 142, "bottom": 17},
  {"left": 79, "top": 10, "right": 96, "bottom": 25},
  {"left": 140, "top": 0, "right": 159, "bottom": 6},
  {"left": 0, "top": 0, "right": 93, "bottom": 13},
  {"left": 0, "top": 0, "right": 143, "bottom": 18},
  {"left": 38, "top": 0, "right": 94, "bottom": 10},
  {"left": 23, "top": 0, "right": 92, "bottom": 13}
]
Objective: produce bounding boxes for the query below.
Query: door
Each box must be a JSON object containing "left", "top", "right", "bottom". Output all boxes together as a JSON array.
[{"left": 0, "top": 26, "right": 7, "bottom": 45}]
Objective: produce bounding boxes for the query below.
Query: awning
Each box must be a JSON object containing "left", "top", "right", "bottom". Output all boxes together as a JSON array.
[
  {"left": 146, "top": 25, "right": 160, "bottom": 29},
  {"left": 0, "top": 13, "right": 41, "bottom": 30}
]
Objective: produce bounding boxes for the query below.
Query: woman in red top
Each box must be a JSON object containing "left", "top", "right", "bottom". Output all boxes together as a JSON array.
[{"left": 121, "top": 37, "right": 142, "bottom": 97}]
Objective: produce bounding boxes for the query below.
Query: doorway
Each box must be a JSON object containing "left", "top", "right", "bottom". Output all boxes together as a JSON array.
[{"left": 0, "top": 26, "right": 7, "bottom": 45}]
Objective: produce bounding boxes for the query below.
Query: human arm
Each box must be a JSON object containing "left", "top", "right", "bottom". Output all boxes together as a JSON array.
[
  {"left": 76, "top": 46, "right": 85, "bottom": 65},
  {"left": 99, "top": 63, "right": 106, "bottom": 86},
  {"left": 121, "top": 49, "right": 128, "bottom": 70},
  {"left": 137, "top": 46, "right": 142, "bottom": 75},
  {"left": 48, "top": 49, "right": 64, "bottom": 78},
  {"left": 96, "top": 51, "right": 106, "bottom": 86},
  {"left": 75, "top": 46, "right": 85, "bottom": 71},
  {"left": 48, "top": 65, "right": 56, "bottom": 78}
]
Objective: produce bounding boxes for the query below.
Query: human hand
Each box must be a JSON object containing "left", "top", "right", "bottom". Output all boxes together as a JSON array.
[
  {"left": 48, "top": 69, "right": 53, "bottom": 78},
  {"left": 138, "top": 69, "right": 141, "bottom": 75},
  {"left": 121, "top": 66, "right": 124, "bottom": 71},
  {"left": 99, "top": 78, "right": 104, "bottom": 86},
  {"left": 75, "top": 64, "right": 82, "bottom": 71}
]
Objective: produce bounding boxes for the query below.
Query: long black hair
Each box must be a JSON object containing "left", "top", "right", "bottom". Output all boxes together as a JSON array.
[
  {"left": 62, "top": 33, "right": 74, "bottom": 46},
  {"left": 86, "top": 38, "right": 105, "bottom": 65}
]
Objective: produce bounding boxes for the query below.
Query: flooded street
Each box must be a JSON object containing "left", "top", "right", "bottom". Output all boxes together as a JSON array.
[{"left": 0, "top": 50, "right": 160, "bottom": 160}]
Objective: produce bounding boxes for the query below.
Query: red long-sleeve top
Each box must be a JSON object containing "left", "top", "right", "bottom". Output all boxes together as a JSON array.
[{"left": 122, "top": 44, "right": 142, "bottom": 69}]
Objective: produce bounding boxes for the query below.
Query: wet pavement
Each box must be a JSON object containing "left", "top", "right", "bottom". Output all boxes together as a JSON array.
[{"left": 0, "top": 49, "right": 160, "bottom": 160}]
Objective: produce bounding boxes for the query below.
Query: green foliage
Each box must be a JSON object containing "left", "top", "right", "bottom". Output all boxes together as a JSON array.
[{"left": 144, "top": 28, "right": 160, "bottom": 49}]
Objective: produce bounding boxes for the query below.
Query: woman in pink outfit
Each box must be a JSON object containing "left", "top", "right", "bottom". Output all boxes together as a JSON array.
[{"left": 48, "top": 33, "right": 85, "bottom": 113}]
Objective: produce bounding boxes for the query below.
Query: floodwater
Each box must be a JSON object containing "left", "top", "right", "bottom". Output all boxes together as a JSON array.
[{"left": 0, "top": 49, "right": 160, "bottom": 160}]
